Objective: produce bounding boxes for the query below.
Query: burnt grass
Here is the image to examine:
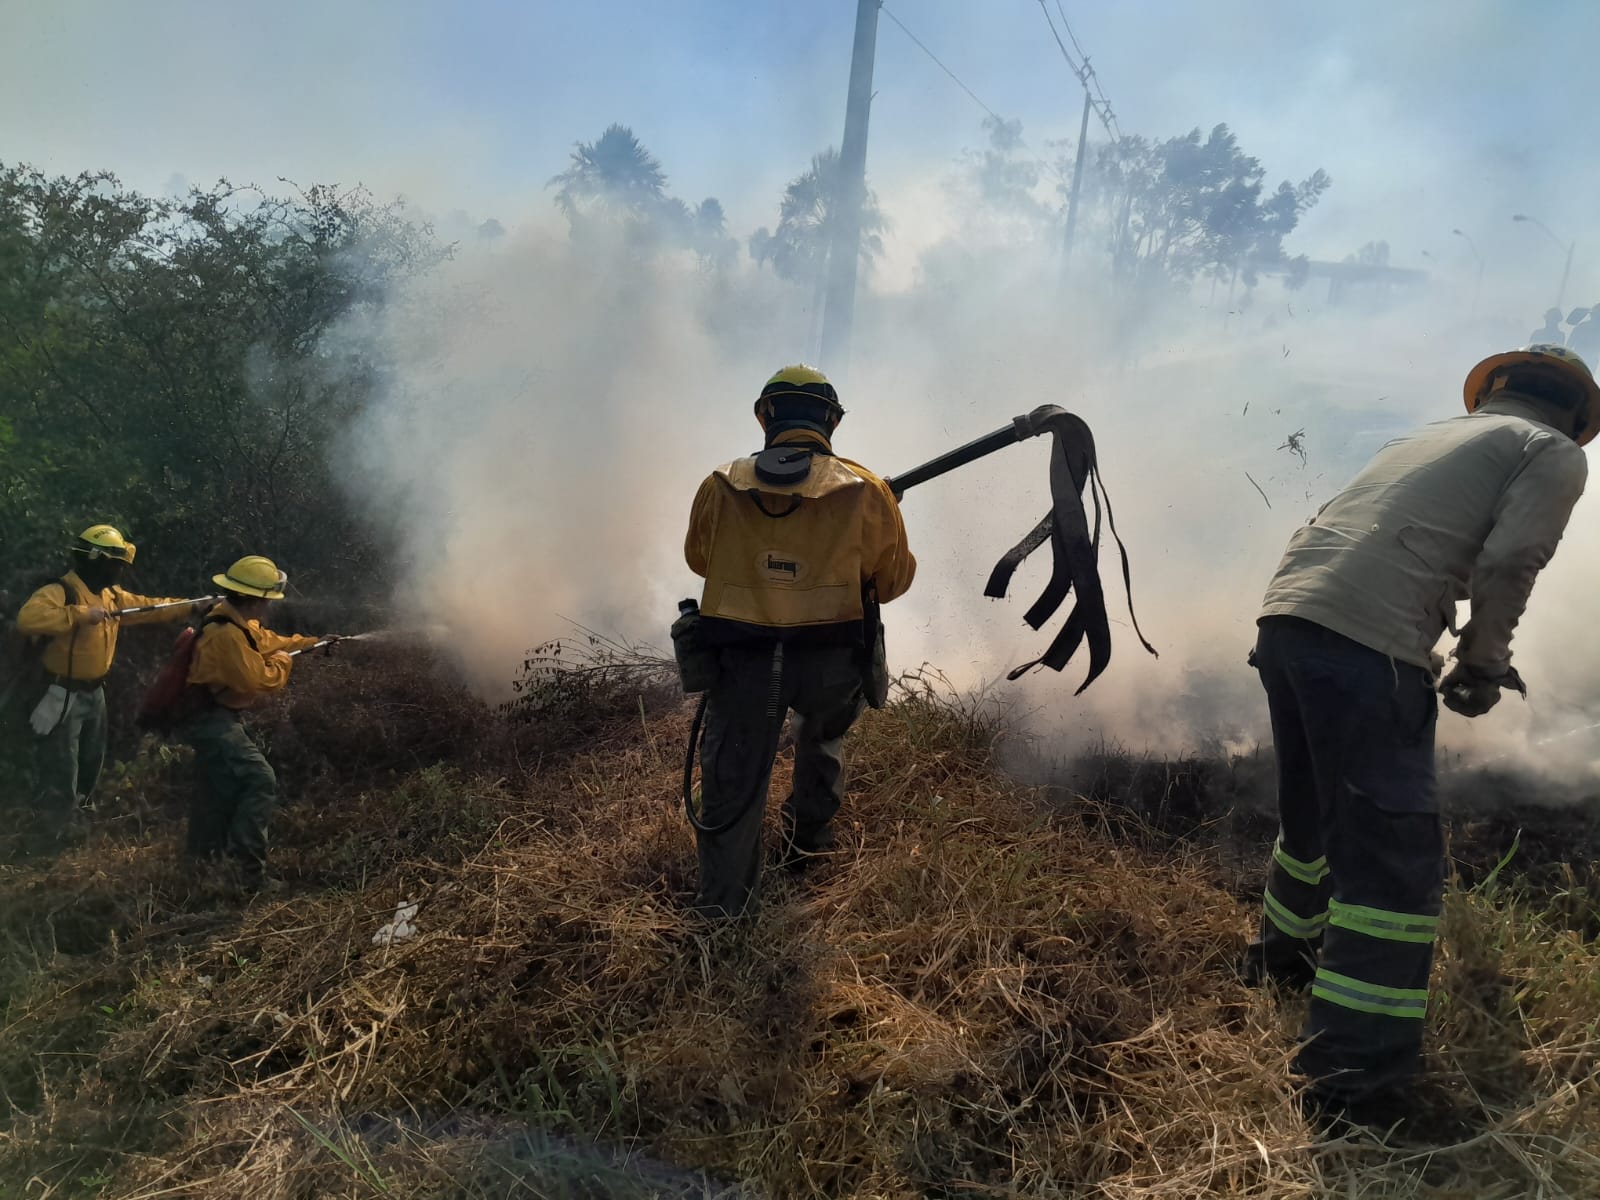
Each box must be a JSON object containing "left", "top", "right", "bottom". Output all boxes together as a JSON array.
[
  {"left": 1048, "top": 741, "right": 1600, "bottom": 938},
  {"left": 0, "top": 646, "right": 1597, "bottom": 1198}
]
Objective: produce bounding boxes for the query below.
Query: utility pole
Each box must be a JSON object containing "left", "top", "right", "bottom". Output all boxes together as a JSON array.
[
  {"left": 819, "top": 0, "right": 880, "bottom": 376},
  {"left": 1060, "top": 87, "right": 1092, "bottom": 289}
]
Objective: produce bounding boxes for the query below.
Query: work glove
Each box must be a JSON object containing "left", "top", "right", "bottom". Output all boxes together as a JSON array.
[
  {"left": 29, "top": 685, "right": 69, "bottom": 737},
  {"left": 1439, "top": 662, "right": 1524, "bottom": 718}
]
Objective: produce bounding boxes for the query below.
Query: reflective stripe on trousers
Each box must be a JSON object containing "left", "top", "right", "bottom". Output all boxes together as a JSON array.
[{"left": 1251, "top": 617, "right": 1444, "bottom": 1101}]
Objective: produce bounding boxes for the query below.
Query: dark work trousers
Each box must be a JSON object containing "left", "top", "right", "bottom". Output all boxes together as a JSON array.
[
  {"left": 180, "top": 707, "right": 278, "bottom": 878},
  {"left": 693, "top": 641, "right": 866, "bottom": 918},
  {"left": 1251, "top": 616, "right": 1443, "bottom": 1102},
  {"left": 30, "top": 684, "right": 107, "bottom": 841}
]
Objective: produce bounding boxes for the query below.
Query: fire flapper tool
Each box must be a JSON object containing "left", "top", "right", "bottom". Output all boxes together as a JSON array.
[{"left": 884, "top": 404, "right": 1158, "bottom": 693}]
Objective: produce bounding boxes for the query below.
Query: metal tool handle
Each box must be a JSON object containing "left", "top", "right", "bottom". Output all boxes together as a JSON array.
[
  {"left": 884, "top": 406, "right": 1065, "bottom": 497},
  {"left": 288, "top": 634, "right": 364, "bottom": 657},
  {"left": 111, "top": 595, "right": 221, "bottom": 618}
]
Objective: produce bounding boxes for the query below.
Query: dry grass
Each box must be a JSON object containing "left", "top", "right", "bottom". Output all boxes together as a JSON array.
[{"left": 0, "top": 657, "right": 1597, "bottom": 1198}]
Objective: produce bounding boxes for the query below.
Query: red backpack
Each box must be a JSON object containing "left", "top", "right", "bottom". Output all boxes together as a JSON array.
[{"left": 138, "top": 616, "right": 256, "bottom": 734}]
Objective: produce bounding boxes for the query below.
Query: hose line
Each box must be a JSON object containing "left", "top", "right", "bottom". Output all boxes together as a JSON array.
[{"left": 682, "top": 641, "right": 786, "bottom": 837}]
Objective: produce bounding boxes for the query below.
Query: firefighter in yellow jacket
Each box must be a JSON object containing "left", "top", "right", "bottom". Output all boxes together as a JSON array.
[
  {"left": 181, "top": 555, "right": 330, "bottom": 883},
  {"left": 682, "top": 365, "right": 915, "bottom": 917},
  {"left": 15, "top": 524, "right": 205, "bottom": 847}
]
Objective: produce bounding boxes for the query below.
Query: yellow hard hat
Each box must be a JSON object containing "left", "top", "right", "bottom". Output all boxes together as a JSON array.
[
  {"left": 755, "top": 364, "right": 844, "bottom": 426},
  {"left": 1464, "top": 343, "right": 1600, "bottom": 446},
  {"left": 74, "top": 524, "right": 137, "bottom": 564},
  {"left": 213, "top": 555, "right": 287, "bottom": 599}
]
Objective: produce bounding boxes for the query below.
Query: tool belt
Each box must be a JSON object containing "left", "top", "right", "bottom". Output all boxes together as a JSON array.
[
  {"left": 48, "top": 674, "right": 105, "bottom": 694},
  {"left": 674, "top": 594, "right": 887, "bottom": 706}
]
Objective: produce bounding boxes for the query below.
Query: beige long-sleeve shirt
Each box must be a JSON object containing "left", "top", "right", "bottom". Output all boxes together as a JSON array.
[{"left": 1260, "top": 395, "right": 1587, "bottom": 675}]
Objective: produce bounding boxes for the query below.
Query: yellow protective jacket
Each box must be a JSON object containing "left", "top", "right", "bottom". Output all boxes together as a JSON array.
[
  {"left": 187, "top": 601, "right": 321, "bottom": 710},
  {"left": 17, "top": 572, "right": 190, "bottom": 682},
  {"left": 685, "top": 431, "right": 916, "bottom": 639}
]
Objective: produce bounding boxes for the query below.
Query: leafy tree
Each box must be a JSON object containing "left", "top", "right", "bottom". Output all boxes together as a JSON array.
[
  {"left": 0, "top": 165, "right": 445, "bottom": 597},
  {"left": 1347, "top": 240, "right": 1391, "bottom": 267},
  {"left": 1082, "top": 124, "right": 1329, "bottom": 289},
  {"left": 965, "top": 116, "right": 1049, "bottom": 231}
]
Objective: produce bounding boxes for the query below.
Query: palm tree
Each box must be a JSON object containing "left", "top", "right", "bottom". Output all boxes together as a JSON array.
[
  {"left": 548, "top": 124, "right": 669, "bottom": 229},
  {"left": 750, "top": 148, "right": 886, "bottom": 284},
  {"left": 691, "top": 198, "right": 737, "bottom": 271},
  {"left": 751, "top": 148, "right": 887, "bottom": 351}
]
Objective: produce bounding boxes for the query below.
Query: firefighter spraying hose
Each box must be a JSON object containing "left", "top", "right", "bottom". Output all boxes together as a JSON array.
[
  {"left": 136, "top": 555, "right": 348, "bottom": 885},
  {"left": 8, "top": 524, "right": 216, "bottom": 850}
]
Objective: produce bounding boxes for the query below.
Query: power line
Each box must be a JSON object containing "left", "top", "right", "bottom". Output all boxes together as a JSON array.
[
  {"left": 1039, "top": 0, "right": 1115, "bottom": 135},
  {"left": 879, "top": 3, "right": 1064, "bottom": 182},
  {"left": 1058, "top": 0, "right": 1122, "bottom": 140},
  {"left": 1056, "top": 0, "right": 1090, "bottom": 65},
  {"left": 1036, "top": 0, "right": 1119, "bottom": 140},
  {"left": 880, "top": 4, "right": 1003, "bottom": 126}
]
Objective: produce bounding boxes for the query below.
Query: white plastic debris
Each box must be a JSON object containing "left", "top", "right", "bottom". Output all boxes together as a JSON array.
[{"left": 372, "top": 899, "right": 420, "bottom": 945}]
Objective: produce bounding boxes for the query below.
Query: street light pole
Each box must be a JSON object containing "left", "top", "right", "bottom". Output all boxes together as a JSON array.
[
  {"left": 1452, "top": 228, "right": 1483, "bottom": 314},
  {"left": 1513, "top": 214, "right": 1576, "bottom": 311}
]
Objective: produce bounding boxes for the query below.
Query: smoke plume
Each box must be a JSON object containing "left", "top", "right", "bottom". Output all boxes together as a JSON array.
[{"left": 344, "top": 169, "right": 1600, "bottom": 788}]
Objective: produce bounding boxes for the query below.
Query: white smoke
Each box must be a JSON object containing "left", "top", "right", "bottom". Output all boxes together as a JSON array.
[{"left": 343, "top": 161, "right": 1600, "bottom": 786}]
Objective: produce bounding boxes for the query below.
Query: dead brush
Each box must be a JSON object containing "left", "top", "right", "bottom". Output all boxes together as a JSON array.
[
  {"left": 500, "top": 624, "right": 680, "bottom": 733},
  {"left": 2, "top": 678, "right": 1599, "bottom": 1197}
]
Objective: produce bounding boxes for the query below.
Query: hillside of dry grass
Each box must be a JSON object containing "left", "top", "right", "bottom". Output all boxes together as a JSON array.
[{"left": 1, "top": 645, "right": 1597, "bottom": 1198}]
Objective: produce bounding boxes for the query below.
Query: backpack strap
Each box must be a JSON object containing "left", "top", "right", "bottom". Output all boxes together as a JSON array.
[
  {"left": 202, "top": 612, "right": 259, "bottom": 652},
  {"left": 746, "top": 491, "right": 804, "bottom": 518}
]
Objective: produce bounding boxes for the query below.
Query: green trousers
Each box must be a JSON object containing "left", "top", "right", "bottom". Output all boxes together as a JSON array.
[
  {"left": 31, "top": 685, "right": 107, "bottom": 839},
  {"left": 181, "top": 707, "right": 277, "bottom": 874},
  {"left": 693, "top": 642, "right": 866, "bottom": 919}
]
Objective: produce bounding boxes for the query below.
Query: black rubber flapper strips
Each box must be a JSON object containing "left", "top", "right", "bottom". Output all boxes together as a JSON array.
[{"left": 888, "top": 405, "right": 1157, "bottom": 693}]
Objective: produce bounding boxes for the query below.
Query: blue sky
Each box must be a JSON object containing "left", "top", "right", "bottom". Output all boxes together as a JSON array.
[{"left": 4, "top": 1, "right": 1598, "bottom": 282}]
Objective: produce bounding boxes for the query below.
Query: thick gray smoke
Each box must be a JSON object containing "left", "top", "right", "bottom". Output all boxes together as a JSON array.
[{"left": 345, "top": 163, "right": 1600, "bottom": 785}]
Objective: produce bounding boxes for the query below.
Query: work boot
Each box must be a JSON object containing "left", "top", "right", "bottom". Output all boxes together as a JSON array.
[
  {"left": 1300, "top": 1086, "right": 1475, "bottom": 1145},
  {"left": 776, "top": 828, "right": 834, "bottom": 874},
  {"left": 1239, "top": 941, "right": 1316, "bottom": 993}
]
